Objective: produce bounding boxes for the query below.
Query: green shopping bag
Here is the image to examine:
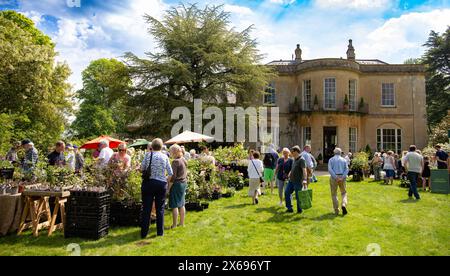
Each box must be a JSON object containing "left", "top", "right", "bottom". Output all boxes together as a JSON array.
[{"left": 298, "top": 188, "right": 312, "bottom": 210}]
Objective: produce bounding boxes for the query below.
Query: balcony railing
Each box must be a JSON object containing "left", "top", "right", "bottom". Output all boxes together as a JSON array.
[{"left": 288, "top": 100, "right": 369, "bottom": 114}]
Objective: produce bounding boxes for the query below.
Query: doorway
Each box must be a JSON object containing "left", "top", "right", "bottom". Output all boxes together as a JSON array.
[{"left": 323, "top": 127, "right": 337, "bottom": 163}]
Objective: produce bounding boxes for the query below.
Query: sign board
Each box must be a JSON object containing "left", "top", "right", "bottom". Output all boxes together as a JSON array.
[{"left": 431, "top": 169, "right": 450, "bottom": 194}]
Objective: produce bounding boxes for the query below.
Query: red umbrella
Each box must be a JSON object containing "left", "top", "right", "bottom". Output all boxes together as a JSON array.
[{"left": 80, "top": 135, "right": 126, "bottom": 150}]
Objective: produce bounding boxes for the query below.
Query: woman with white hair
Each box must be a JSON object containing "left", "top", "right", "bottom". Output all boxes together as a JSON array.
[
  {"left": 168, "top": 144, "right": 188, "bottom": 228},
  {"left": 140, "top": 138, "right": 173, "bottom": 238},
  {"left": 274, "top": 148, "right": 293, "bottom": 206}
]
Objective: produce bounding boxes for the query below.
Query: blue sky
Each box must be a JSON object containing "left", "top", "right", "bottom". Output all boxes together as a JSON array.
[{"left": 1, "top": 0, "right": 449, "bottom": 90}]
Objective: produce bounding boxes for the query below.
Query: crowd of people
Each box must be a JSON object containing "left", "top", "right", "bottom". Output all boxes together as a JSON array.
[{"left": 2, "top": 137, "right": 449, "bottom": 239}]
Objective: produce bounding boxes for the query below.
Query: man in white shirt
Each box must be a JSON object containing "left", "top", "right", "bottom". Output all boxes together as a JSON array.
[
  {"left": 403, "top": 145, "right": 424, "bottom": 200},
  {"left": 97, "top": 140, "right": 114, "bottom": 167},
  {"left": 300, "top": 145, "right": 314, "bottom": 187}
]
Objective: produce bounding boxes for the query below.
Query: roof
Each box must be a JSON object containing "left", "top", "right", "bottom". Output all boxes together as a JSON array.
[
  {"left": 356, "top": 59, "right": 388, "bottom": 65},
  {"left": 266, "top": 58, "right": 388, "bottom": 66}
]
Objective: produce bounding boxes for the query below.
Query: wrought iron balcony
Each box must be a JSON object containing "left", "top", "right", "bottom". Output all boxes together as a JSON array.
[{"left": 288, "top": 100, "right": 369, "bottom": 114}]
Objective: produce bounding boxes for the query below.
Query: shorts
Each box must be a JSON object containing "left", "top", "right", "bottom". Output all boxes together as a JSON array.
[
  {"left": 264, "top": 168, "right": 275, "bottom": 182},
  {"left": 385, "top": 169, "right": 395, "bottom": 178}
]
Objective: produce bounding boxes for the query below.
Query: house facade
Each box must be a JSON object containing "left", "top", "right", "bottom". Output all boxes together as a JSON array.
[{"left": 265, "top": 40, "right": 428, "bottom": 162}]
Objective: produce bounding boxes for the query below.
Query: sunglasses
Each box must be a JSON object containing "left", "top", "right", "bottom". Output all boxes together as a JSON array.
[{"left": 119, "top": 149, "right": 126, "bottom": 152}]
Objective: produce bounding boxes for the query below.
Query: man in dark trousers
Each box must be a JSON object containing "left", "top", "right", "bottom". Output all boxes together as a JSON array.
[{"left": 285, "top": 146, "right": 307, "bottom": 213}]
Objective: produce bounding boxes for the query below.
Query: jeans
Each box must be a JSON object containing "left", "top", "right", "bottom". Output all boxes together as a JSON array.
[
  {"left": 285, "top": 181, "right": 302, "bottom": 212},
  {"left": 276, "top": 178, "right": 286, "bottom": 200},
  {"left": 141, "top": 178, "right": 167, "bottom": 238},
  {"left": 407, "top": 172, "right": 420, "bottom": 199}
]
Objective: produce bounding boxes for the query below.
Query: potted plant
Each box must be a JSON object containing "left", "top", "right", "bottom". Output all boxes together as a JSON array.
[
  {"left": 0, "top": 160, "right": 15, "bottom": 180},
  {"left": 350, "top": 152, "right": 369, "bottom": 182},
  {"left": 211, "top": 185, "right": 222, "bottom": 200},
  {"left": 290, "top": 97, "right": 300, "bottom": 112},
  {"left": 343, "top": 94, "right": 349, "bottom": 111},
  {"left": 359, "top": 97, "right": 365, "bottom": 110},
  {"left": 313, "top": 95, "right": 319, "bottom": 111},
  {"left": 317, "top": 153, "right": 323, "bottom": 165}
]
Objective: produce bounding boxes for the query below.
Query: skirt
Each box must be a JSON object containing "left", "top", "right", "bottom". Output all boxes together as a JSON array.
[
  {"left": 248, "top": 178, "right": 262, "bottom": 197},
  {"left": 169, "top": 181, "right": 187, "bottom": 209}
]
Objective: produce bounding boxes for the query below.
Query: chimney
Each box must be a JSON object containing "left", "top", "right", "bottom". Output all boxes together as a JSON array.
[
  {"left": 295, "top": 44, "right": 302, "bottom": 62},
  {"left": 347, "top": 39, "right": 355, "bottom": 61}
]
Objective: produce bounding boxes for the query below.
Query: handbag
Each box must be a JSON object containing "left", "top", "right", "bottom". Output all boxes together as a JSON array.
[
  {"left": 298, "top": 187, "right": 313, "bottom": 210},
  {"left": 142, "top": 152, "right": 153, "bottom": 180},
  {"left": 251, "top": 159, "right": 264, "bottom": 183}
]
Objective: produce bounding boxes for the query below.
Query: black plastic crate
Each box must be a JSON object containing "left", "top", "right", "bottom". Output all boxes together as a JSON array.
[
  {"left": 66, "top": 204, "right": 110, "bottom": 216},
  {"left": 66, "top": 217, "right": 109, "bottom": 229},
  {"left": 110, "top": 202, "right": 142, "bottom": 227},
  {"left": 64, "top": 226, "right": 109, "bottom": 240}
]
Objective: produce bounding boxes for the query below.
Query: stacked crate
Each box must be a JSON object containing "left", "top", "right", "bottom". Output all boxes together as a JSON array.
[{"left": 65, "top": 191, "right": 110, "bottom": 240}]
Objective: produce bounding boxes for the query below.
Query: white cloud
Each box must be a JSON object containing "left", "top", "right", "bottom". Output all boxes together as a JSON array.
[
  {"left": 315, "top": 0, "right": 392, "bottom": 10},
  {"left": 20, "top": 11, "right": 43, "bottom": 25},
  {"left": 52, "top": 17, "right": 118, "bottom": 90},
  {"left": 359, "top": 9, "right": 450, "bottom": 62},
  {"left": 269, "top": 0, "right": 296, "bottom": 5},
  {"left": 223, "top": 4, "right": 253, "bottom": 16}
]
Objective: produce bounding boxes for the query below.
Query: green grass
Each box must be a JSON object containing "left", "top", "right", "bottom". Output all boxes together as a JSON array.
[{"left": 1, "top": 176, "right": 449, "bottom": 256}]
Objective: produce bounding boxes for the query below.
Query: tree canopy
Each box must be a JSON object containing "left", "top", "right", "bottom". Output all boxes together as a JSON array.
[
  {"left": 70, "top": 58, "right": 131, "bottom": 138},
  {"left": 422, "top": 27, "right": 450, "bottom": 128},
  {"left": 124, "top": 4, "right": 274, "bottom": 137},
  {"left": 0, "top": 11, "right": 72, "bottom": 152}
]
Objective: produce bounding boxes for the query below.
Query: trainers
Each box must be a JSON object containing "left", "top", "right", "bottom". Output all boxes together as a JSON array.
[
  {"left": 255, "top": 198, "right": 259, "bottom": 205},
  {"left": 286, "top": 209, "right": 294, "bottom": 213},
  {"left": 297, "top": 209, "right": 303, "bottom": 214},
  {"left": 342, "top": 206, "right": 348, "bottom": 216}
]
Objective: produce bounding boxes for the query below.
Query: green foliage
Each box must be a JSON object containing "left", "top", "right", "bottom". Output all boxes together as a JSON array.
[
  {"left": 364, "top": 144, "right": 374, "bottom": 160},
  {"left": 428, "top": 114, "right": 450, "bottom": 145},
  {"left": 124, "top": 4, "right": 274, "bottom": 137},
  {"left": 0, "top": 11, "right": 53, "bottom": 47},
  {"left": 71, "top": 104, "right": 117, "bottom": 138},
  {"left": 213, "top": 144, "right": 248, "bottom": 164},
  {"left": 71, "top": 58, "right": 131, "bottom": 138},
  {"left": 403, "top": 58, "right": 422, "bottom": 64},
  {"left": 0, "top": 11, "right": 72, "bottom": 151},
  {"left": 350, "top": 152, "right": 369, "bottom": 171},
  {"left": 218, "top": 169, "right": 244, "bottom": 190},
  {"left": 422, "top": 27, "right": 450, "bottom": 128}
]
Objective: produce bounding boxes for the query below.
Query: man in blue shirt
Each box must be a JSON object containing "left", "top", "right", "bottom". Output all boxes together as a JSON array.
[{"left": 328, "top": 147, "right": 349, "bottom": 216}]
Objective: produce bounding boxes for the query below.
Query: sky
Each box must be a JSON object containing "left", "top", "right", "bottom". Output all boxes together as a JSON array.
[{"left": 1, "top": 0, "right": 449, "bottom": 90}]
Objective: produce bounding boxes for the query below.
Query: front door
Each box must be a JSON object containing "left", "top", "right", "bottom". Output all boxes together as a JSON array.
[{"left": 323, "top": 127, "right": 337, "bottom": 163}]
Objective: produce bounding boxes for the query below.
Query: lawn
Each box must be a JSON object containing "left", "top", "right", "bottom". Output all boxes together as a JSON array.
[{"left": 0, "top": 176, "right": 449, "bottom": 256}]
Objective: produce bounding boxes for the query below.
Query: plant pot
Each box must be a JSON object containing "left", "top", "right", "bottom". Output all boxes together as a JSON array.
[
  {"left": 212, "top": 191, "right": 222, "bottom": 200},
  {"left": 222, "top": 192, "right": 233, "bottom": 198},
  {"left": 201, "top": 202, "right": 209, "bottom": 210},
  {"left": 110, "top": 201, "right": 142, "bottom": 227},
  {"left": 185, "top": 202, "right": 203, "bottom": 211},
  {"left": 0, "top": 168, "right": 14, "bottom": 180}
]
